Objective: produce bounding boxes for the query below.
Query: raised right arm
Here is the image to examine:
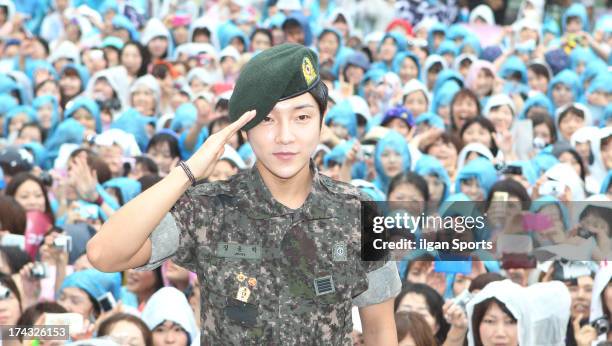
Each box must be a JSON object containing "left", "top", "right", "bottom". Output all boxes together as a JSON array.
[{"left": 86, "top": 110, "right": 257, "bottom": 272}]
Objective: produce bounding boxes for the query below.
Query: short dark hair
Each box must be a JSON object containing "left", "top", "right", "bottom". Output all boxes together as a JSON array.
[
  {"left": 528, "top": 63, "right": 551, "bottom": 81},
  {"left": 135, "top": 156, "right": 159, "bottom": 176},
  {"left": 146, "top": 133, "right": 181, "bottom": 159},
  {"left": 395, "top": 311, "right": 438, "bottom": 346},
  {"left": 138, "top": 174, "right": 163, "bottom": 191},
  {"left": 388, "top": 172, "right": 430, "bottom": 203},
  {"left": 98, "top": 313, "right": 153, "bottom": 346},
  {"left": 309, "top": 80, "right": 329, "bottom": 122},
  {"left": 485, "top": 178, "right": 531, "bottom": 211},
  {"left": 531, "top": 111, "right": 557, "bottom": 143},
  {"left": 250, "top": 28, "right": 273, "bottom": 45},
  {"left": 460, "top": 116, "right": 499, "bottom": 156},
  {"left": 69, "top": 148, "right": 112, "bottom": 184},
  {"left": 394, "top": 283, "right": 450, "bottom": 344},
  {"left": 469, "top": 272, "right": 505, "bottom": 292},
  {"left": 5, "top": 172, "right": 55, "bottom": 224},
  {"left": 17, "top": 302, "right": 67, "bottom": 327},
  {"left": 558, "top": 105, "right": 585, "bottom": 125},
  {"left": 472, "top": 298, "right": 517, "bottom": 346}
]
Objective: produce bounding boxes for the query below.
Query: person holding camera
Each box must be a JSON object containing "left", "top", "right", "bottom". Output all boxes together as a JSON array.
[{"left": 88, "top": 43, "right": 401, "bottom": 344}]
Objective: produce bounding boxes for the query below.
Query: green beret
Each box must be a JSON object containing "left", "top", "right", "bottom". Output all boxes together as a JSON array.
[{"left": 229, "top": 43, "right": 321, "bottom": 130}]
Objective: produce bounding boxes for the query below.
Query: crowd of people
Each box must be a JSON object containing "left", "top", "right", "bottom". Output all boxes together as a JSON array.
[{"left": 0, "top": 0, "right": 611, "bottom": 344}]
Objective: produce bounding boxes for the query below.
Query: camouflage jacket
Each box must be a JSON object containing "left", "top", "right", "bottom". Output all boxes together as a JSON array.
[{"left": 146, "top": 161, "right": 390, "bottom": 345}]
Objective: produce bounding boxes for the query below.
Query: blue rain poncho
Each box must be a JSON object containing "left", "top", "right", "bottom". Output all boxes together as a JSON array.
[
  {"left": 217, "top": 21, "right": 250, "bottom": 51},
  {"left": 64, "top": 97, "right": 102, "bottom": 134},
  {"left": 3, "top": 106, "right": 37, "bottom": 137},
  {"left": 373, "top": 130, "right": 411, "bottom": 194},
  {"left": 170, "top": 103, "right": 197, "bottom": 133},
  {"left": 43, "top": 119, "right": 85, "bottom": 169},
  {"left": 415, "top": 154, "right": 451, "bottom": 203},
  {"left": 547, "top": 69, "right": 582, "bottom": 109},
  {"left": 454, "top": 157, "right": 498, "bottom": 199},
  {"left": 562, "top": 3, "right": 590, "bottom": 33},
  {"left": 518, "top": 93, "right": 554, "bottom": 119},
  {"left": 59, "top": 269, "right": 122, "bottom": 303},
  {"left": 324, "top": 101, "right": 358, "bottom": 139},
  {"left": 530, "top": 195, "right": 570, "bottom": 230},
  {"left": 102, "top": 177, "right": 142, "bottom": 205}
]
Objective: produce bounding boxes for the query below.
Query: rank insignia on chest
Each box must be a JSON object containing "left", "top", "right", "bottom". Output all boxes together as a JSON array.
[
  {"left": 314, "top": 275, "right": 335, "bottom": 296},
  {"left": 332, "top": 242, "right": 347, "bottom": 262},
  {"left": 236, "top": 286, "right": 251, "bottom": 302}
]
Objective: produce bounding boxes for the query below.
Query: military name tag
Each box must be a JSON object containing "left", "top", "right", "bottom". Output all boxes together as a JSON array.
[
  {"left": 332, "top": 242, "right": 347, "bottom": 262},
  {"left": 216, "top": 243, "right": 262, "bottom": 260}
]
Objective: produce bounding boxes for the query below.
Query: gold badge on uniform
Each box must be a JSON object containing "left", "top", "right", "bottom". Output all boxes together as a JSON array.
[
  {"left": 236, "top": 272, "right": 246, "bottom": 282},
  {"left": 302, "top": 56, "right": 317, "bottom": 86},
  {"left": 236, "top": 286, "right": 251, "bottom": 302},
  {"left": 248, "top": 277, "right": 257, "bottom": 287}
]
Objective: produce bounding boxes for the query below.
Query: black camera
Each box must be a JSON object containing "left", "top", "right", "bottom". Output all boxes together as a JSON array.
[
  {"left": 30, "top": 262, "right": 47, "bottom": 279},
  {"left": 39, "top": 171, "right": 53, "bottom": 187},
  {"left": 577, "top": 227, "right": 595, "bottom": 239},
  {"left": 592, "top": 317, "right": 610, "bottom": 335},
  {"left": 502, "top": 165, "right": 523, "bottom": 176}
]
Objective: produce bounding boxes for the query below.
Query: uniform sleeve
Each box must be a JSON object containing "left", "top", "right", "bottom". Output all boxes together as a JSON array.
[
  {"left": 352, "top": 261, "right": 402, "bottom": 307},
  {"left": 351, "top": 191, "right": 401, "bottom": 307},
  {"left": 133, "top": 212, "right": 180, "bottom": 271},
  {"left": 168, "top": 191, "right": 202, "bottom": 273}
]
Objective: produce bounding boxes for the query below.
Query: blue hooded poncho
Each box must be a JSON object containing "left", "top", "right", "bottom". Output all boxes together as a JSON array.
[
  {"left": 217, "top": 21, "right": 250, "bottom": 51},
  {"left": 548, "top": 69, "right": 583, "bottom": 109},
  {"left": 102, "top": 177, "right": 142, "bottom": 205},
  {"left": 530, "top": 195, "right": 570, "bottom": 231},
  {"left": 170, "top": 103, "right": 197, "bottom": 133},
  {"left": 281, "top": 12, "right": 313, "bottom": 46},
  {"left": 428, "top": 22, "right": 447, "bottom": 52},
  {"left": 582, "top": 59, "right": 608, "bottom": 88},
  {"left": 373, "top": 130, "right": 411, "bottom": 194},
  {"left": 3, "top": 106, "right": 37, "bottom": 136},
  {"left": 562, "top": 3, "right": 590, "bottom": 33},
  {"left": 111, "top": 108, "right": 153, "bottom": 153},
  {"left": 530, "top": 147, "right": 560, "bottom": 176},
  {"left": 60, "top": 63, "right": 90, "bottom": 92},
  {"left": 25, "top": 59, "right": 58, "bottom": 82},
  {"left": 59, "top": 269, "right": 122, "bottom": 303},
  {"left": 323, "top": 139, "right": 353, "bottom": 168},
  {"left": 64, "top": 97, "right": 102, "bottom": 134},
  {"left": 317, "top": 27, "right": 353, "bottom": 77},
  {"left": 518, "top": 93, "right": 555, "bottom": 120},
  {"left": 436, "top": 40, "right": 459, "bottom": 57},
  {"left": 43, "top": 119, "right": 85, "bottom": 169},
  {"left": 371, "top": 32, "right": 408, "bottom": 72},
  {"left": 446, "top": 24, "right": 470, "bottom": 42},
  {"left": 570, "top": 47, "right": 598, "bottom": 74},
  {"left": 459, "top": 35, "right": 482, "bottom": 57},
  {"left": 392, "top": 51, "right": 421, "bottom": 78},
  {"left": 432, "top": 69, "right": 464, "bottom": 97},
  {"left": 0, "top": 74, "right": 26, "bottom": 105},
  {"left": 21, "top": 142, "right": 47, "bottom": 168},
  {"left": 499, "top": 56, "right": 528, "bottom": 84},
  {"left": 0, "top": 93, "right": 18, "bottom": 118},
  {"left": 454, "top": 157, "right": 498, "bottom": 199},
  {"left": 415, "top": 112, "right": 446, "bottom": 130},
  {"left": 432, "top": 81, "right": 461, "bottom": 115},
  {"left": 415, "top": 154, "right": 451, "bottom": 203},
  {"left": 324, "top": 101, "right": 358, "bottom": 139},
  {"left": 112, "top": 15, "right": 140, "bottom": 41},
  {"left": 33, "top": 95, "right": 60, "bottom": 134}
]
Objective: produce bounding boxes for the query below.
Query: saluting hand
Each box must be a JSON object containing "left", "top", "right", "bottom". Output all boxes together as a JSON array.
[{"left": 185, "top": 110, "right": 256, "bottom": 181}]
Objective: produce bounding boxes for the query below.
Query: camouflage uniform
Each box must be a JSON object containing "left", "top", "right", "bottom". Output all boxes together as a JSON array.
[{"left": 138, "top": 160, "right": 401, "bottom": 345}]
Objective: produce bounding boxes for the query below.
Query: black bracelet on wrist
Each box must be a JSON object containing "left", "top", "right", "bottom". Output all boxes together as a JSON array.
[{"left": 179, "top": 161, "right": 197, "bottom": 186}]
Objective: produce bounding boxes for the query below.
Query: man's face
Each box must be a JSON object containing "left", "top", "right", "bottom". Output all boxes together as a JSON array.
[{"left": 247, "top": 92, "right": 321, "bottom": 180}]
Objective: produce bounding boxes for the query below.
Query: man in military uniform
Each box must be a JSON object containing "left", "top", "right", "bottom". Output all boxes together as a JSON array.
[{"left": 88, "top": 43, "right": 401, "bottom": 345}]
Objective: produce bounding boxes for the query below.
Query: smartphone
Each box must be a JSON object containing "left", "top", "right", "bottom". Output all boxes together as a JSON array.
[
  {"left": 97, "top": 292, "right": 116, "bottom": 312},
  {"left": 539, "top": 180, "right": 565, "bottom": 197}
]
